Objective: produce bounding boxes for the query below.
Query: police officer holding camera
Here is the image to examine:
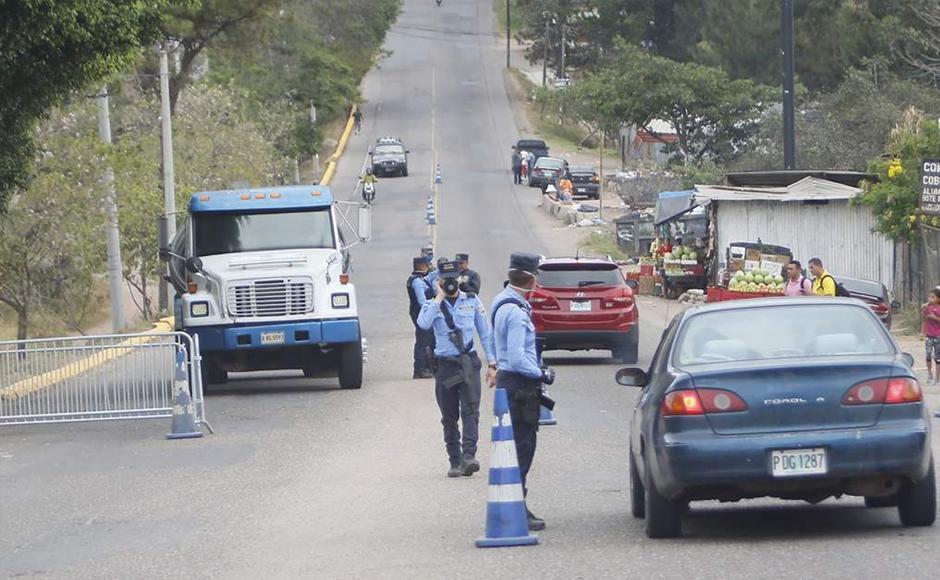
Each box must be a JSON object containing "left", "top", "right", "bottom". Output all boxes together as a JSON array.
[
  {"left": 417, "top": 261, "right": 496, "bottom": 478},
  {"left": 486, "top": 252, "right": 554, "bottom": 531},
  {"left": 407, "top": 256, "right": 436, "bottom": 379}
]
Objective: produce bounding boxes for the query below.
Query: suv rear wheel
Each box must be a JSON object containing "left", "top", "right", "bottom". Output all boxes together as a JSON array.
[{"left": 613, "top": 327, "right": 639, "bottom": 364}]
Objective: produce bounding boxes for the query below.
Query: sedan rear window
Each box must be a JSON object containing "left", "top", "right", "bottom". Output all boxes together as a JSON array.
[
  {"left": 674, "top": 304, "right": 893, "bottom": 366},
  {"left": 535, "top": 158, "right": 565, "bottom": 169},
  {"left": 538, "top": 266, "right": 622, "bottom": 288}
]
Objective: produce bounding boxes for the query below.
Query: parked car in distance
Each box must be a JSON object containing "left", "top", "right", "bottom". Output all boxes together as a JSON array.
[
  {"left": 621, "top": 298, "right": 934, "bottom": 539},
  {"left": 529, "top": 257, "right": 639, "bottom": 363},
  {"left": 514, "top": 138, "right": 549, "bottom": 163},
  {"left": 838, "top": 276, "right": 898, "bottom": 328},
  {"left": 568, "top": 165, "right": 600, "bottom": 199},
  {"left": 370, "top": 137, "right": 409, "bottom": 176},
  {"left": 528, "top": 156, "right": 568, "bottom": 191},
  {"left": 553, "top": 76, "right": 572, "bottom": 89}
]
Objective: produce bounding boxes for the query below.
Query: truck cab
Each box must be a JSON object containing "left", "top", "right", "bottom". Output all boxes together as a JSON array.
[{"left": 162, "top": 186, "right": 371, "bottom": 389}]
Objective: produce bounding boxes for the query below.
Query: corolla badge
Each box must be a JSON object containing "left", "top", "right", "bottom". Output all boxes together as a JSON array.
[{"left": 763, "top": 398, "right": 808, "bottom": 405}]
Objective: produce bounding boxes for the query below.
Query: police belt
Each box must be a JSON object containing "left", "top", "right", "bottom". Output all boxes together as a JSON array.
[
  {"left": 436, "top": 350, "right": 479, "bottom": 363},
  {"left": 496, "top": 370, "right": 541, "bottom": 388},
  {"left": 437, "top": 351, "right": 479, "bottom": 388}
]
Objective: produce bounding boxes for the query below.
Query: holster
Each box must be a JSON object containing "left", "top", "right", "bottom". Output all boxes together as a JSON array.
[{"left": 539, "top": 391, "right": 556, "bottom": 411}]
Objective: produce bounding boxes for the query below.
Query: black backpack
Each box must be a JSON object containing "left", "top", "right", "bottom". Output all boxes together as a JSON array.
[
  {"left": 406, "top": 274, "right": 433, "bottom": 319},
  {"left": 819, "top": 274, "right": 851, "bottom": 298}
]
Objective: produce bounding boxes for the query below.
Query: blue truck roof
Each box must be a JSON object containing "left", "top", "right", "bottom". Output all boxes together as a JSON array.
[{"left": 189, "top": 186, "right": 334, "bottom": 213}]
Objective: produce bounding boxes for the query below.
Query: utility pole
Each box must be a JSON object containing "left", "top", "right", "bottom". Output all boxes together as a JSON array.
[
  {"left": 506, "top": 0, "right": 511, "bottom": 69},
  {"left": 159, "top": 47, "right": 177, "bottom": 313},
  {"left": 311, "top": 104, "right": 320, "bottom": 181},
  {"left": 97, "top": 86, "right": 126, "bottom": 333},
  {"left": 542, "top": 16, "right": 549, "bottom": 87},
  {"left": 558, "top": 20, "right": 566, "bottom": 80},
  {"left": 782, "top": 0, "right": 797, "bottom": 170},
  {"left": 599, "top": 129, "right": 605, "bottom": 223}
]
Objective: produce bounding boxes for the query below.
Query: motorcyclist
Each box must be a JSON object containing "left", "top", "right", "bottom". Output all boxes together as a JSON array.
[{"left": 361, "top": 168, "right": 378, "bottom": 201}]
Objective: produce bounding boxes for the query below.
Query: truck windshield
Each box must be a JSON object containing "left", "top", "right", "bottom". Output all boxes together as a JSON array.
[{"left": 193, "top": 208, "right": 335, "bottom": 256}]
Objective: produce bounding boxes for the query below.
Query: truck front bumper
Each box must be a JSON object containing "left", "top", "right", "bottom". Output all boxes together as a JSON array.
[{"left": 188, "top": 318, "right": 360, "bottom": 352}]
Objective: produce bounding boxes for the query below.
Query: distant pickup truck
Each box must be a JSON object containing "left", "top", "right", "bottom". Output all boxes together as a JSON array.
[{"left": 514, "top": 139, "right": 549, "bottom": 163}]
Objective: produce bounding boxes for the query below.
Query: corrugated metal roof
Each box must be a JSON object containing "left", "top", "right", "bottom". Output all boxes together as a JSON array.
[{"left": 694, "top": 177, "right": 860, "bottom": 203}]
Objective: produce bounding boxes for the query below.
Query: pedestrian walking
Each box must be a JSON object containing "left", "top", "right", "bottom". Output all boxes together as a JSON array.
[
  {"left": 353, "top": 108, "right": 363, "bottom": 133},
  {"left": 486, "top": 252, "right": 556, "bottom": 532},
  {"left": 417, "top": 261, "right": 496, "bottom": 478},
  {"left": 923, "top": 289, "right": 940, "bottom": 385},
  {"left": 455, "top": 253, "right": 481, "bottom": 296},
  {"left": 407, "top": 256, "right": 436, "bottom": 379},
  {"left": 512, "top": 148, "right": 523, "bottom": 184},
  {"left": 809, "top": 258, "right": 837, "bottom": 296},
  {"left": 520, "top": 151, "right": 530, "bottom": 182},
  {"left": 783, "top": 260, "right": 812, "bottom": 296}
]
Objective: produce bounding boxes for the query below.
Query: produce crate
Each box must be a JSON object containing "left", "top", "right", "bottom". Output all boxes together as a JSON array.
[
  {"left": 706, "top": 286, "right": 779, "bottom": 303},
  {"left": 638, "top": 275, "right": 656, "bottom": 296}
]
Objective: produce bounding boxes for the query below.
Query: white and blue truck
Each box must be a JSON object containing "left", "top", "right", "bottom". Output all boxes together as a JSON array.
[{"left": 160, "top": 185, "right": 371, "bottom": 389}]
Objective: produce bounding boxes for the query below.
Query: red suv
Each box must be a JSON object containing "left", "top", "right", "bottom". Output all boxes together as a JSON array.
[{"left": 529, "top": 258, "right": 639, "bottom": 362}]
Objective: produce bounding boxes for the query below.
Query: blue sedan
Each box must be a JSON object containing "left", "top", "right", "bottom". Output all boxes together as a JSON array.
[{"left": 619, "top": 298, "right": 935, "bottom": 538}]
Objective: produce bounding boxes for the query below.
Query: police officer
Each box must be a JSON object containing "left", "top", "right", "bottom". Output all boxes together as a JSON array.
[
  {"left": 417, "top": 261, "right": 496, "bottom": 478},
  {"left": 421, "top": 245, "right": 439, "bottom": 285},
  {"left": 454, "top": 253, "right": 481, "bottom": 296},
  {"left": 407, "top": 256, "right": 436, "bottom": 379},
  {"left": 486, "top": 252, "right": 554, "bottom": 532}
]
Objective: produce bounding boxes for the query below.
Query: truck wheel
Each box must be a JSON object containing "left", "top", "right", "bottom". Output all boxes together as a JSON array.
[
  {"left": 338, "top": 341, "right": 363, "bottom": 389},
  {"left": 897, "top": 459, "right": 936, "bottom": 526}
]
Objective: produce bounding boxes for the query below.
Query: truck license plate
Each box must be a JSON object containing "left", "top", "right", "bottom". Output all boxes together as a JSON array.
[
  {"left": 570, "top": 300, "right": 592, "bottom": 312},
  {"left": 261, "top": 331, "right": 285, "bottom": 345},
  {"left": 771, "top": 448, "right": 827, "bottom": 477}
]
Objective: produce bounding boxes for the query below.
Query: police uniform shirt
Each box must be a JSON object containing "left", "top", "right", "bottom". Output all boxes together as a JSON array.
[
  {"left": 488, "top": 286, "right": 541, "bottom": 379},
  {"left": 417, "top": 293, "right": 496, "bottom": 361},
  {"left": 410, "top": 274, "right": 434, "bottom": 308}
]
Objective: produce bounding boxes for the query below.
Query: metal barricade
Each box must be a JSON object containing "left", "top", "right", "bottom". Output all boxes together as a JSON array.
[{"left": 0, "top": 331, "right": 208, "bottom": 430}]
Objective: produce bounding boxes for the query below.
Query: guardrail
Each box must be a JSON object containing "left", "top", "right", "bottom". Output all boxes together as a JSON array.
[{"left": 0, "top": 331, "right": 208, "bottom": 433}]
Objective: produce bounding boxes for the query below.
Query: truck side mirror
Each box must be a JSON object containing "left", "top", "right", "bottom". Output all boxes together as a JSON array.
[
  {"left": 185, "top": 256, "right": 204, "bottom": 274},
  {"left": 157, "top": 216, "right": 170, "bottom": 262},
  {"left": 358, "top": 204, "right": 372, "bottom": 243}
]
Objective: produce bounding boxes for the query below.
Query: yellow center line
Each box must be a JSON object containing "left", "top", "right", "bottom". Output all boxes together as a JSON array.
[{"left": 430, "top": 64, "right": 439, "bottom": 248}]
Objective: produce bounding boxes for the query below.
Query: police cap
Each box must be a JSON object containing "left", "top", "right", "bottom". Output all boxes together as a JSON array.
[
  {"left": 413, "top": 256, "right": 429, "bottom": 269},
  {"left": 455, "top": 253, "right": 469, "bottom": 262},
  {"left": 439, "top": 261, "right": 460, "bottom": 279},
  {"left": 421, "top": 245, "right": 434, "bottom": 256},
  {"left": 437, "top": 256, "right": 449, "bottom": 267},
  {"left": 509, "top": 252, "right": 540, "bottom": 275}
]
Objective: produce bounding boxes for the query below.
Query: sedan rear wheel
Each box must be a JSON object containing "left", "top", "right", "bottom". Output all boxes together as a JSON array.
[
  {"left": 644, "top": 473, "right": 683, "bottom": 538},
  {"left": 897, "top": 459, "right": 936, "bottom": 527},
  {"left": 629, "top": 451, "right": 645, "bottom": 519}
]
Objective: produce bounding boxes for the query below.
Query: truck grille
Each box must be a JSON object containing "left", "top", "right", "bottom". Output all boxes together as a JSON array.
[{"left": 226, "top": 278, "right": 314, "bottom": 318}]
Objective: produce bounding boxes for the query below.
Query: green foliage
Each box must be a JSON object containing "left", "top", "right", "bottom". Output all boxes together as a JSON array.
[
  {"left": 857, "top": 109, "right": 940, "bottom": 242},
  {"left": 0, "top": 0, "right": 169, "bottom": 212},
  {"left": 565, "top": 44, "right": 775, "bottom": 164}
]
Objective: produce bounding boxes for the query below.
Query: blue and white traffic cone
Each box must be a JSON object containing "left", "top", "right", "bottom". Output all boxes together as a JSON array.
[
  {"left": 476, "top": 388, "right": 538, "bottom": 548},
  {"left": 539, "top": 387, "right": 557, "bottom": 426},
  {"left": 435, "top": 164, "right": 442, "bottom": 184},
  {"left": 427, "top": 210, "right": 437, "bottom": 225},
  {"left": 167, "top": 350, "right": 203, "bottom": 440}
]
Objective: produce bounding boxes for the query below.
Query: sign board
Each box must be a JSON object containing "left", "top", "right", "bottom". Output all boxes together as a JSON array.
[{"left": 921, "top": 158, "right": 940, "bottom": 214}]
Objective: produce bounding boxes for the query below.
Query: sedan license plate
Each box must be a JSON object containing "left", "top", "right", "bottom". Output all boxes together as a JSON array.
[
  {"left": 570, "top": 300, "right": 592, "bottom": 312},
  {"left": 261, "top": 331, "right": 285, "bottom": 345},
  {"left": 576, "top": 187, "right": 587, "bottom": 193},
  {"left": 771, "top": 448, "right": 827, "bottom": 477}
]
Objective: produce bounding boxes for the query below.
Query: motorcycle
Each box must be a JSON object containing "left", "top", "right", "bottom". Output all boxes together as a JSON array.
[{"left": 362, "top": 181, "right": 376, "bottom": 204}]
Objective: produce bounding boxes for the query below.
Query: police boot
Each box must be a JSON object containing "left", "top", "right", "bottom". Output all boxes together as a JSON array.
[
  {"left": 526, "top": 508, "right": 546, "bottom": 531},
  {"left": 461, "top": 457, "right": 480, "bottom": 477},
  {"left": 447, "top": 464, "right": 463, "bottom": 478}
]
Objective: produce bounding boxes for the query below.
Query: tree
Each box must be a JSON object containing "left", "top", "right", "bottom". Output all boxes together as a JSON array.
[
  {"left": 0, "top": 0, "right": 168, "bottom": 211},
  {"left": 566, "top": 45, "right": 775, "bottom": 164}
]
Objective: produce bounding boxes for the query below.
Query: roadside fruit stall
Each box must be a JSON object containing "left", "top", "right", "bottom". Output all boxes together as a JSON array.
[
  {"left": 707, "top": 241, "right": 793, "bottom": 302},
  {"left": 662, "top": 245, "right": 706, "bottom": 299}
]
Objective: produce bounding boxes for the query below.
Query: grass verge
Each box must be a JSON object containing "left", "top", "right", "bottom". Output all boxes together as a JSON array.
[
  {"left": 493, "top": 0, "right": 523, "bottom": 35},
  {"left": 580, "top": 229, "right": 630, "bottom": 261},
  {"left": 506, "top": 68, "right": 593, "bottom": 153}
]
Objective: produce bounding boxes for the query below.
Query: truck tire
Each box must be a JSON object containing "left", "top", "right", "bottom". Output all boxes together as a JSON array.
[{"left": 338, "top": 341, "right": 363, "bottom": 389}]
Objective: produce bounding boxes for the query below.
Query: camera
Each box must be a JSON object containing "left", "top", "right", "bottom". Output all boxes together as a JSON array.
[{"left": 443, "top": 278, "right": 459, "bottom": 295}]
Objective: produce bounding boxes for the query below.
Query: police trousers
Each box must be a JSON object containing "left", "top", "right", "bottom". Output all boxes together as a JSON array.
[
  {"left": 434, "top": 352, "right": 482, "bottom": 466},
  {"left": 412, "top": 321, "right": 435, "bottom": 375},
  {"left": 496, "top": 370, "right": 541, "bottom": 495}
]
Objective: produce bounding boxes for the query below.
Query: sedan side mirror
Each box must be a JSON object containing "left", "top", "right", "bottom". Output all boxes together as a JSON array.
[
  {"left": 615, "top": 368, "right": 647, "bottom": 387},
  {"left": 405, "top": 150, "right": 411, "bottom": 154},
  {"left": 901, "top": 352, "right": 915, "bottom": 368},
  {"left": 890, "top": 300, "right": 901, "bottom": 311}
]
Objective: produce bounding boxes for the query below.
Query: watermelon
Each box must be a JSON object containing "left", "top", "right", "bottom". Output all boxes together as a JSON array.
[
  {"left": 744, "top": 273, "right": 754, "bottom": 283},
  {"left": 689, "top": 251, "right": 698, "bottom": 260},
  {"left": 753, "top": 274, "right": 764, "bottom": 284},
  {"left": 774, "top": 275, "right": 784, "bottom": 284},
  {"left": 734, "top": 270, "right": 746, "bottom": 281},
  {"left": 664, "top": 252, "right": 673, "bottom": 260}
]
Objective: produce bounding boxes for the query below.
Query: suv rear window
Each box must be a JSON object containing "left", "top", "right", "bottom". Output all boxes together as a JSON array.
[{"left": 538, "top": 264, "right": 622, "bottom": 288}]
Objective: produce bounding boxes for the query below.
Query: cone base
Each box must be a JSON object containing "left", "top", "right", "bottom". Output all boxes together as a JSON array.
[
  {"left": 475, "top": 534, "right": 539, "bottom": 548},
  {"left": 166, "top": 431, "right": 203, "bottom": 440}
]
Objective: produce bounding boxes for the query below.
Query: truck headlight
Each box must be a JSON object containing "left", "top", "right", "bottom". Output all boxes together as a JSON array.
[
  {"left": 190, "top": 301, "right": 209, "bottom": 317},
  {"left": 331, "top": 293, "right": 350, "bottom": 309}
]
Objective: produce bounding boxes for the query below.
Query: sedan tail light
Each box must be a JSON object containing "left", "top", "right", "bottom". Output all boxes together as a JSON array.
[
  {"left": 871, "top": 302, "right": 889, "bottom": 314},
  {"left": 662, "top": 388, "right": 747, "bottom": 416},
  {"left": 842, "top": 377, "right": 922, "bottom": 405},
  {"left": 528, "top": 289, "right": 560, "bottom": 310}
]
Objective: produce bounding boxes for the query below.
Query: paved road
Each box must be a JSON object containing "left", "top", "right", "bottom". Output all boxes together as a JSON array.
[{"left": 3, "top": 1, "right": 940, "bottom": 578}]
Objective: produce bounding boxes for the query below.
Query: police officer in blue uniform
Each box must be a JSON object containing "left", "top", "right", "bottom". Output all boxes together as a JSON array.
[
  {"left": 421, "top": 245, "right": 439, "bottom": 285},
  {"left": 407, "top": 256, "right": 436, "bottom": 379},
  {"left": 486, "top": 252, "right": 555, "bottom": 531},
  {"left": 417, "top": 261, "right": 496, "bottom": 478},
  {"left": 454, "top": 253, "right": 482, "bottom": 296}
]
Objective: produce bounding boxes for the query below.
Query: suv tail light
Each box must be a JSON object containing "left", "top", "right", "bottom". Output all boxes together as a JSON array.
[
  {"left": 528, "top": 289, "right": 560, "bottom": 310},
  {"left": 843, "top": 377, "right": 922, "bottom": 405},
  {"left": 662, "top": 388, "right": 747, "bottom": 416},
  {"left": 603, "top": 290, "right": 635, "bottom": 309}
]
